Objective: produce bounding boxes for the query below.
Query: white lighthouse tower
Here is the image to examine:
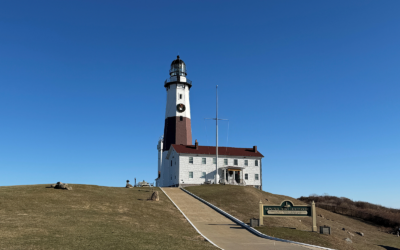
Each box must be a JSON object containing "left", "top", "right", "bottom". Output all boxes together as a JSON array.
[
  {"left": 162, "top": 56, "right": 193, "bottom": 151},
  {"left": 156, "top": 56, "right": 193, "bottom": 187}
]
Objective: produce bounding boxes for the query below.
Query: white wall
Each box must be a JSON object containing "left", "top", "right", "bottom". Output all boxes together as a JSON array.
[
  {"left": 178, "top": 154, "right": 262, "bottom": 186},
  {"left": 165, "top": 83, "right": 191, "bottom": 119},
  {"left": 159, "top": 148, "right": 262, "bottom": 187},
  {"left": 159, "top": 149, "right": 180, "bottom": 187}
]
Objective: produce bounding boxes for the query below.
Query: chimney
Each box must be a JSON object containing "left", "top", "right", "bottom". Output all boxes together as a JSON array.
[
  {"left": 253, "top": 146, "right": 257, "bottom": 153},
  {"left": 195, "top": 140, "right": 198, "bottom": 150}
]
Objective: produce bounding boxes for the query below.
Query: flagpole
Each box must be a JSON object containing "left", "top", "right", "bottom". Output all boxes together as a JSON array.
[
  {"left": 205, "top": 86, "right": 227, "bottom": 185},
  {"left": 216, "top": 85, "right": 219, "bottom": 184}
]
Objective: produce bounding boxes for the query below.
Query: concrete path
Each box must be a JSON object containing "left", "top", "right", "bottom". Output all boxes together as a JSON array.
[{"left": 163, "top": 188, "right": 322, "bottom": 250}]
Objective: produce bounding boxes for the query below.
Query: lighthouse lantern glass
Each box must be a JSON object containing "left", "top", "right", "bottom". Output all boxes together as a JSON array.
[
  {"left": 169, "top": 56, "right": 187, "bottom": 77},
  {"left": 170, "top": 63, "right": 186, "bottom": 76}
]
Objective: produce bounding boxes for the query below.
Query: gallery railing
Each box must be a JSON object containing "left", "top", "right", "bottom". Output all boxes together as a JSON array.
[{"left": 165, "top": 78, "right": 192, "bottom": 85}]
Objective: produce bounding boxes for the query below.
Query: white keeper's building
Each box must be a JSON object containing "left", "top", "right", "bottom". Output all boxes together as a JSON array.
[{"left": 155, "top": 56, "right": 264, "bottom": 189}]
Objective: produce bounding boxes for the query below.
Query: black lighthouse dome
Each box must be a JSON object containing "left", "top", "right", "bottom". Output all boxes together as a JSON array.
[{"left": 170, "top": 55, "right": 187, "bottom": 76}]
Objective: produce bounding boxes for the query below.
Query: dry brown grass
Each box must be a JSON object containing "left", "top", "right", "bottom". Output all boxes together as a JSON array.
[
  {"left": 0, "top": 184, "right": 216, "bottom": 250},
  {"left": 299, "top": 195, "right": 400, "bottom": 229},
  {"left": 186, "top": 185, "right": 400, "bottom": 250}
]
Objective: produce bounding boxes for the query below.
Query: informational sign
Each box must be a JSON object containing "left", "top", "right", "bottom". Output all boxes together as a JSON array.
[
  {"left": 259, "top": 200, "right": 317, "bottom": 232},
  {"left": 263, "top": 200, "right": 311, "bottom": 217}
]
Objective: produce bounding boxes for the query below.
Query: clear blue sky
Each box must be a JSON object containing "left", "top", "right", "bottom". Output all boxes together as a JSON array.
[{"left": 1, "top": 1, "right": 399, "bottom": 208}]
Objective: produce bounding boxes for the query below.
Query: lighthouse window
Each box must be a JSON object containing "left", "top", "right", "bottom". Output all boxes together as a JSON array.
[
  {"left": 179, "top": 94, "right": 182, "bottom": 99},
  {"left": 180, "top": 116, "right": 183, "bottom": 121},
  {"left": 171, "top": 160, "right": 172, "bottom": 166},
  {"left": 189, "top": 157, "right": 193, "bottom": 164}
]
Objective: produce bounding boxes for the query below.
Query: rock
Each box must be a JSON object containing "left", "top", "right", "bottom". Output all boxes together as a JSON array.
[
  {"left": 357, "top": 232, "right": 364, "bottom": 236},
  {"left": 150, "top": 191, "right": 159, "bottom": 201},
  {"left": 126, "top": 184, "right": 133, "bottom": 188},
  {"left": 348, "top": 232, "right": 354, "bottom": 237},
  {"left": 53, "top": 182, "right": 72, "bottom": 190},
  {"left": 345, "top": 238, "right": 352, "bottom": 243}
]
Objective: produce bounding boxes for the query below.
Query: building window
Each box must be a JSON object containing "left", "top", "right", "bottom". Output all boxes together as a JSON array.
[
  {"left": 245, "top": 174, "right": 248, "bottom": 180},
  {"left": 171, "top": 160, "right": 172, "bottom": 166},
  {"left": 213, "top": 158, "right": 216, "bottom": 164},
  {"left": 202, "top": 158, "right": 206, "bottom": 164},
  {"left": 175, "top": 176, "right": 176, "bottom": 179},
  {"left": 189, "top": 157, "right": 193, "bottom": 164},
  {"left": 189, "top": 172, "right": 193, "bottom": 178},
  {"left": 244, "top": 160, "right": 248, "bottom": 166},
  {"left": 224, "top": 159, "right": 228, "bottom": 165},
  {"left": 201, "top": 172, "right": 206, "bottom": 178},
  {"left": 234, "top": 159, "right": 238, "bottom": 165},
  {"left": 255, "top": 160, "right": 258, "bottom": 166},
  {"left": 255, "top": 174, "right": 259, "bottom": 180}
]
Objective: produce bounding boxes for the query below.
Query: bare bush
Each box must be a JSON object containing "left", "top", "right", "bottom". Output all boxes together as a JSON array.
[{"left": 298, "top": 195, "right": 400, "bottom": 229}]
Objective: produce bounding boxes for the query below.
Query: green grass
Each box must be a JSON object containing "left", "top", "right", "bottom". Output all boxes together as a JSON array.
[
  {"left": 186, "top": 185, "right": 400, "bottom": 250},
  {"left": 0, "top": 184, "right": 216, "bottom": 250}
]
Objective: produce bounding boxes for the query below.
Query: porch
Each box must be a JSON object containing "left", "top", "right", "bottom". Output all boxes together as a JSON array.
[{"left": 219, "top": 166, "right": 246, "bottom": 186}]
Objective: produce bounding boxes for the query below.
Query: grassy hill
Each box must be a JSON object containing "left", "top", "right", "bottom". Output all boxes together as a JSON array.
[
  {"left": 0, "top": 184, "right": 216, "bottom": 250},
  {"left": 186, "top": 185, "right": 400, "bottom": 250},
  {"left": 299, "top": 194, "right": 400, "bottom": 229}
]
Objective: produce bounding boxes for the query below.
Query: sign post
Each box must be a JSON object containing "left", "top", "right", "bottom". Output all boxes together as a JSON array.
[{"left": 259, "top": 200, "right": 317, "bottom": 232}]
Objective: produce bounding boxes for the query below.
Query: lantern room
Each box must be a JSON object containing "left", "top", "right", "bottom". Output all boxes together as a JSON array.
[{"left": 169, "top": 55, "right": 187, "bottom": 77}]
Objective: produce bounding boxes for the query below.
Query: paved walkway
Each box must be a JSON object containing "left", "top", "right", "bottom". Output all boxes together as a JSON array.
[{"left": 163, "top": 188, "right": 323, "bottom": 250}]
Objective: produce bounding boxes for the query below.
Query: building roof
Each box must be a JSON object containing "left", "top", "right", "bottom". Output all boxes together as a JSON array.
[
  {"left": 170, "top": 55, "right": 185, "bottom": 66},
  {"left": 171, "top": 144, "right": 264, "bottom": 157}
]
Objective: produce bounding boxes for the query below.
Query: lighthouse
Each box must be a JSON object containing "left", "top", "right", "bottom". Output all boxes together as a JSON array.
[
  {"left": 162, "top": 56, "right": 193, "bottom": 151},
  {"left": 156, "top": 56, "right": 264, "bottom": 188}
]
